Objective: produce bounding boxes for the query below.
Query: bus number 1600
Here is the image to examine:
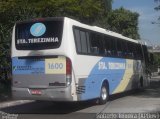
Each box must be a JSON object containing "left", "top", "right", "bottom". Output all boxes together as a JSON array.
[{"left": 48, "top": 63, "right": 63, "bottom": 69}]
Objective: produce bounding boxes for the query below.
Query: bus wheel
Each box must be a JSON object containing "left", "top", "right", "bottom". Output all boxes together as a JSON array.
[{"left": 99, "top": 83, "right": 109, "bottom": 105}]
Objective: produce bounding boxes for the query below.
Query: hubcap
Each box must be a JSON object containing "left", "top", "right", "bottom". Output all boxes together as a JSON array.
[{"left": 101, "top": 87, "right": 107, "bottom": 100}]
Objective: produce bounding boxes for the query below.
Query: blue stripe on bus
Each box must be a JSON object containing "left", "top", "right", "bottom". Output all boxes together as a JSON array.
[
  {"left": 81, "top": 57, "right": 126, "bottom": 100},
  {"left": 12, "top": 57, "right": 45, "bottom": 74}
]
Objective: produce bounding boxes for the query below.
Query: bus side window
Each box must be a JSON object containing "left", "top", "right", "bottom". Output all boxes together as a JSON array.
[
  {"left": 74, "top": 29, "right": 81, "bottom": 53},
  {"left": 73, "top": 27, "right": 90, "bottom": 54},
  {"left": 104, "top": 36, "right": 112, "bottom": 56},
  {"left": 137, "top": 44, "right": 143, "bottom": 60},
  {"left": 134, "top": 43, "right": 139, "bottom": 59},
  {"left": 90, "top": 32, "right": 104, "bottom": 55},
  {"left": 91, "top": 47, "right": 99, "bottom": 54},
  {"left": 142, "top": 45, "right": 149, "bottom": 65},
  {"left": 112, "top": 38, "right": 117, "bottom": 57},
  {"left": 127, "top": 42, "right": 134, "bottom": 59},
  {"left": 117, "top": 39, "right": 123, "bottom": 57},
  {"left": 122, "top": 41, "right": 128, "bottom": 58},
  {"left": 86, "top": 32, "right": 91, "bottom": 54},
  {"left": 79, "top": 30, "right": 88, "bottom": 54}
]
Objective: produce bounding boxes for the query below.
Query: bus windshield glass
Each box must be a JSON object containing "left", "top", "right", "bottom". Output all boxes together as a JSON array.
[{"left": 15, "top": 19, "right": 64, "bottom": 50}]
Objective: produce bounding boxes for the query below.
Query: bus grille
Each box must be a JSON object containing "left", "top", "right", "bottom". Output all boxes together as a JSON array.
[{"left": 76, "top": 86, "right": 85, "bottom": 94}]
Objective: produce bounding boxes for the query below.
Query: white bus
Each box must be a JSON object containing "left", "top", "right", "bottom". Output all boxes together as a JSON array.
[{"left": 11, "top": 17, "right": 150, "bottom": 104}]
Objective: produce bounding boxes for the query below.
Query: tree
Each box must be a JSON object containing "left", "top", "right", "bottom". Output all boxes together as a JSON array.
[
  {"left": 106, "top": 7, "right": 140, "bottom": 39},
  {"left": 155, "top": 0, "right": 160, "bottom": 10},
  {"left": 0, "top": 0, "right": 113, "bottom": 26},
  {"left": 154, "top": 0, "right": 160, "bottom": 23}
]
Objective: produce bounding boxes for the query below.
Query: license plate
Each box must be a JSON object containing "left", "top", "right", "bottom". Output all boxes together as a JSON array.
[{"left": 30, "top": 89, "right": 42, "bottom": 95}]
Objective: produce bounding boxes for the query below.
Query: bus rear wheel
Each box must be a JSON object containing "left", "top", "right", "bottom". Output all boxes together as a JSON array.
[{"left": 98, "top": 83, "right": 109, "bottom": 105}]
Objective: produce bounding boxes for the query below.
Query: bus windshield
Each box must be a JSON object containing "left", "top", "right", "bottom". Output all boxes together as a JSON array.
[{"left": 15, "top": 19, "right": 64, "bottom": 50}]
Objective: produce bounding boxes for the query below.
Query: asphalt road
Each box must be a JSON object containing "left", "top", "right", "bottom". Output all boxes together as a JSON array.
[{"left": 0, "top": 76, "right": 160, "bottom": 119}]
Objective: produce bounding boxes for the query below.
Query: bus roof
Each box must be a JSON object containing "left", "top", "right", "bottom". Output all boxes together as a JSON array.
[
  {"left": 64, "top": 17, "right": 140, "bottom": 44},
  {"left": 15, "top": 17, "right": 140, "bottom": 44}
]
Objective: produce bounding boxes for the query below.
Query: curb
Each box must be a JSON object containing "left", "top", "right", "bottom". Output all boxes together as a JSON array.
[{"left": 0, "top": 100, "right": 34, "bottom": 109}]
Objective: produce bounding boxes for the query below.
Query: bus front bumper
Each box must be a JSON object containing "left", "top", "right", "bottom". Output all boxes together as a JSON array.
[{"left": 12, "top": 86, "right": 73, "bottom": 101}]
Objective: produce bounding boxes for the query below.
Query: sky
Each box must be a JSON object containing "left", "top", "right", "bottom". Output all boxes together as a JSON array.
[{"left": 112, "top": 0, "right": 160, "bottom": 46}]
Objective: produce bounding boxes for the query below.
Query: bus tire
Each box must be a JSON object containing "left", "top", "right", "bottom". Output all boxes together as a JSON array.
[{"left": 98, "top": 83, "right": 109, "bottom": 105}]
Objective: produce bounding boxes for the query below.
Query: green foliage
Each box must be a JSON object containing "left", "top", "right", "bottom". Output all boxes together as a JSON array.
[
  {"left": 0, "top": 24, "right": 11, "bottom": 81},
  {"left": 153, "top": 54, "right": 160, "bottom": 65},
  {"left": 154, "top": 0, "right": 160, "bottom": 23},
  {"left": 107, "top": 7, "right": 140, "bottom": 39},
  {"left": 0, "top": 0, "right": 112, "bottom": 26},
  {"left": 155, "top": 0, "right": 160, "bottom": 11}
]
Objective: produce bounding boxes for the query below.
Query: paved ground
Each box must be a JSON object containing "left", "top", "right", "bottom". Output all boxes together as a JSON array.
[{"left": 0, "top": 76, "right": 160, "bottom": 119}]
